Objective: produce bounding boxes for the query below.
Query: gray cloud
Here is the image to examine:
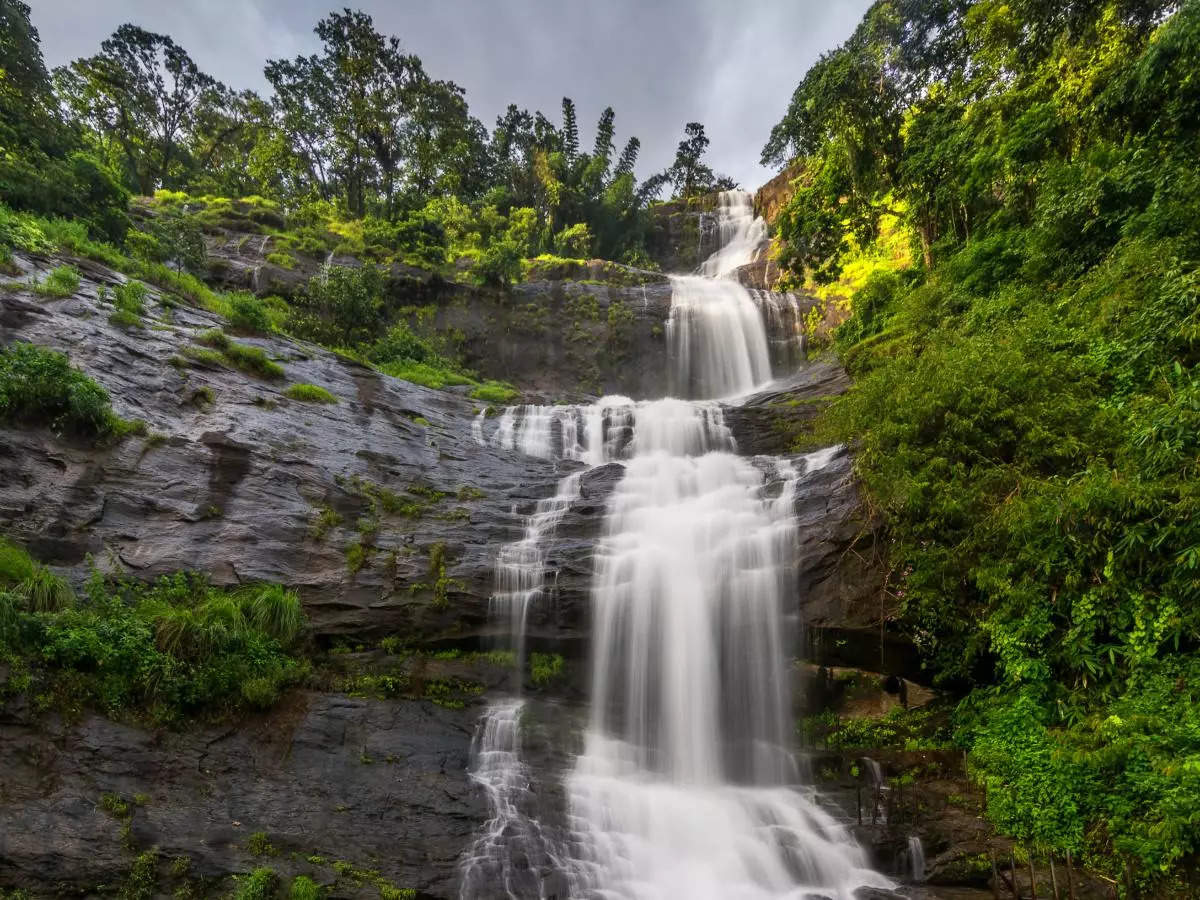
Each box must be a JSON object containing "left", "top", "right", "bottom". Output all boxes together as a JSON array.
[{"left": 30, "top": 0, "right": 871, "bottom": 189}]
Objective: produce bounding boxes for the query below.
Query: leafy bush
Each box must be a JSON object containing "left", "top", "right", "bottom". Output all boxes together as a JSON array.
[
  {"left": 228, "top": 293, "right": 272, "bottom": 334},
  {"left": 108, "top": 280, "right": 148, "bottom": 329},
  {"left": 0, "top": 342, "right": 129, "bottom": 438},
  {"left": 288, "top": 265, "right": 385, "bottom": 348},
  {"left": 284, "top": 383, "right": 337, "bottom": 404},
  {"left": 133, "top": 213, "right": 206, "bottom": 274},
  {"left": 529, "top": 652, "right": 564, "bottom": 686},
  {"left": 232, "top": 867, "right": 277, "bottom": 900},
  {"left": 553, "top": 222, "right": 593, "bottom": 258},
  {"left": 1, "top": 559, "right": 309, "bottom": 724},
  {"left": 470, "top": 240, "right": 522, "bottom": 288},
  {"left": 31, "top": 265, "right": 80, "bottom": 298},
  {"left": 0, "top": 149, "right": 129, "bottom": 243}
]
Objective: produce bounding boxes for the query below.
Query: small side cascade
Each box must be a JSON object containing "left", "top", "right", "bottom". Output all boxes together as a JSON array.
[{"left": 907, "top": 835, "right": 926, "bottom": 882}]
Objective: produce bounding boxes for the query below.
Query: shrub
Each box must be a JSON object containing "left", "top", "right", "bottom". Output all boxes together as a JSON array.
[
  {"left": 109, "top": 280, "right": 148, "bottom": 329},
  {"left": 3, "top": 566, "right": 309, "bottom": 723},
  {"left": 529, "top": 652, "right": 564, "bottom": 686},
  {"left": 232, "top": 867, "right": 276, "bottom": 900},
  {"left": 31, "top": 265, "right": 80, "bottom": 298},
  {"left": 553, "top": 222, "right": 593, "bottom": 258},
  {"left": 228, "top": 293, "right": 272, "bottom": 334},
  {"left": 470, "top": 239, "right": 522, "bottom": 288},
  {"left": 245, "top": 831, "right": 275, "bottom": 856},
  {"left": 0, "top": 341, "right": 125, "bottom": 438},
  {"left": 265, "top": 250, "right": 295, "bottom": 270},
  {"left": 284, "top": 383, "right": 337, "bottom": 404},
  {"left": 0, "top": 204, "right": 55, "bottom": 255},
  {"left": 288, "top": 265, "right": 385, "bottom": 348}
]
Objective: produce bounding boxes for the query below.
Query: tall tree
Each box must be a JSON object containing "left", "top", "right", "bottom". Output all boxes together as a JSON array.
[
  {"left": 265, "top": 9, "right": 486, "bottom": 218},
  {"left": 58, "top": 25, "right": 216, "bottom": 193},
  {"left": 560, "top": 97, "right": 579, "bottom": 165}
]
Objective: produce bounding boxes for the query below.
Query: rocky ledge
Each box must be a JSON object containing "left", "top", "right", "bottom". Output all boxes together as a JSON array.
[{"left": 0, "top": 250, "right": 898, "bottom": 896}]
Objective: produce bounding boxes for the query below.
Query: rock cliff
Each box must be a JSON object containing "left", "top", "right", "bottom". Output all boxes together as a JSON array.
[{"left": 0, "top": 246, "right": 890, "bottom": 896}]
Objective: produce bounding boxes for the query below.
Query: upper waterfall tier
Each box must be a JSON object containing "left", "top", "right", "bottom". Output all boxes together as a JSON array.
[
  {"left": 667, "top": 190, "right": 778, "bottom": 400},
  {"left": 699, "top": 190, "right": 769, "bottom": 278}
]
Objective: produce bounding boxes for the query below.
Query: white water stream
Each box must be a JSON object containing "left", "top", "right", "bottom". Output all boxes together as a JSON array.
[{"left": 462, "top": 191, "right": 890, "bottom": 899}]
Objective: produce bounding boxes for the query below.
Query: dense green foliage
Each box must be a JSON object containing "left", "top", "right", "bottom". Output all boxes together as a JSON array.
[
  {"left": 0, "top": 341, "right": 140, "bottom": 439},
  {"left": 0, "top": 539, "right": 308, "bottom": 724},
  {"left": 767, "top": 0, "right": 1200, "bottom": 887},
  {"left": 0, "top": 1, "right": 129, "bottom": 241},
  {"left": 4, "top": 2, "right": 732, "bottom": 276}
]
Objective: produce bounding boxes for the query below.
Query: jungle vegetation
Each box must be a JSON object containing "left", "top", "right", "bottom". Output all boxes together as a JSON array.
[{"left": 765, "top": 0, "right": 1199, "bottom": 890}]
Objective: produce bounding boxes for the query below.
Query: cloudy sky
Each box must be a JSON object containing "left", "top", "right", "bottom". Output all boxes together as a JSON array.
[{"left": 29, "top": 0, "right": 871, "bottom": 189}]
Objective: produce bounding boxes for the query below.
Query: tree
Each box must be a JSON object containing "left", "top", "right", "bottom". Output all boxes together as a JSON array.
[
  {"left": 666, "top": 122, "right": 731, "bottom": 199},
  {"left": 560, "top": 97, "right": 579, "bottom": 165},
  {"left": 0, "top": 1, "right": 128, "bottom": 239},
  {"left": 58, "top": 25, "right": 217, "bottom": 193},
  {"left": 264, "top": 9, "right": 487, "bottom": 219}
]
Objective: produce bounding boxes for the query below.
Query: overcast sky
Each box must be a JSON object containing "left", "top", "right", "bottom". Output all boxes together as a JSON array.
[{"left": 30, "top": 0, "right": 871, "bottom": 189}]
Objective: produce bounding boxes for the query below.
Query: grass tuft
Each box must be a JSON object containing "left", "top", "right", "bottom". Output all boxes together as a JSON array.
[
  {"left": 31, "top": 265, "right": 80, "bottom": 298},
  {"left": 284, "top": 383, "right": 337, "bottom": 404}
]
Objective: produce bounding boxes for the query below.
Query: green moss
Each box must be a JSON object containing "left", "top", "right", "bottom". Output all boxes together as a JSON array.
[
  {"left": 345, "top": 541, "right": 369, "bottom": 574},
  {"left": 189, "top": 385, "right": 216, "bottom": 408},
  {"left": 285, "top": 383, "right": 337, "bottom": 404},
  {"left": 180, "top": 345, "right": 227, "bottom": 368},
  {"left": 108, "top": 308, "right": 142, "bottom": 329},
  {"left": 100, "top": 793, "right": 130, "bottom": 819},
  {"left": 189, "top": 328, "right": 284, "bottom": 379},
  {"left": 121, "top": 848, "right": 158, "bottom": 900}
]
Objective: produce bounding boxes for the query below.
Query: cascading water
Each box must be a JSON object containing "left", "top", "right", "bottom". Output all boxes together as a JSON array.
[{"left": 461, "top": 190, "right": 889, "bottom": 899}]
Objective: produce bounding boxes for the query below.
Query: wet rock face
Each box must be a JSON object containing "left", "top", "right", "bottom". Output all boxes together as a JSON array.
[
  {"left": 200, "top": 223, "right": 678, "bottom": 402},
  {"left": 0, "top": 692, "right": 481, "bottom": 897},
  {"left": 0, "top": 257, "right": 608, "bottom": 649},
  {"left": 645, "top": 196, "right": 721, "bottom": 273}
]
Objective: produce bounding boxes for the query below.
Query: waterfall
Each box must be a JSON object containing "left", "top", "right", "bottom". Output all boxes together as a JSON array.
[
  {"left": 668, "top": 191, "right": 773, "bottom": 399},
  {"left": 461, "top": 190, "right": 890, "bottom": 899},
  {"left": 907, "top": 835, "right": 926, "bottom": 882}
]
